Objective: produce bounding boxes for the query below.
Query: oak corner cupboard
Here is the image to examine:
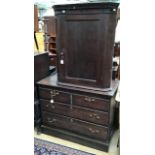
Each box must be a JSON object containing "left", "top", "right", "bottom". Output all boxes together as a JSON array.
[{"left": 53, "top": 2, "right": 119, "bottom": 91}]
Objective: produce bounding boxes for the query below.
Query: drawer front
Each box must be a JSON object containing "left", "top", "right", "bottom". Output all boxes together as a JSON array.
[
  {"left": 41, "top": 99, "right": 71, "bottom": 115},
  {"left": 72, "top": 94, "right": 109, "bottom": 111},
  {"left": 39, "top": 88, "right": 70, "bottom": 104},
  {"left": 40, "top": 99, "right": 109, "bottom": 125},
  {"left": 42, "top": 112, "right": 108, "bottom": 140}
]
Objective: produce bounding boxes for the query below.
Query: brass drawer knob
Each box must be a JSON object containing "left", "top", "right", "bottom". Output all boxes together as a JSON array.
[{"left": 84, "top": 97, "right": 95, "bottom": 102}]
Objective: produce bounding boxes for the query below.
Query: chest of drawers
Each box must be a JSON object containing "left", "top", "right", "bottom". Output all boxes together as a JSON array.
[{"left": 37, "top": 73, "right": 119, "bottom": 152}]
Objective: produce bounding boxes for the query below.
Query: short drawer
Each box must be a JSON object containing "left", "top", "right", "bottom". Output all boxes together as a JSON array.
[
  {"left": 40, "top": 99, "right": 109, "bottom": 126},
  {"left": 72, "top": 94, "right": 109, "bottom": 111},
  {"left": 39, "top": 87, "right": 70, "bottom": 104},
  {"left": 42, "top": 112, "right": 109, "bottom": 140}
]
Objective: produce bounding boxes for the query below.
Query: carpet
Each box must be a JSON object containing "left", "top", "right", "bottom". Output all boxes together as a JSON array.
[{"left": 34, "top": 138, "right": 95, "bottom": 155}]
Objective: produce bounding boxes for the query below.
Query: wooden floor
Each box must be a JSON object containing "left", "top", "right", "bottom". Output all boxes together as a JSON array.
[{"left": 34, "top": 129, "right": 119, "bottom": 155}]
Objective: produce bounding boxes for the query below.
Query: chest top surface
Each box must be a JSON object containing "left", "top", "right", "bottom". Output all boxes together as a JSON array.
[{"left": 37, "top": 72, "right": 119, "bottom": 97}]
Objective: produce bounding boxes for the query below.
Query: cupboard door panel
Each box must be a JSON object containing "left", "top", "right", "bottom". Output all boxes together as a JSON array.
[{"left": 56, "top": 13, "right": 117, "bottom": 89}]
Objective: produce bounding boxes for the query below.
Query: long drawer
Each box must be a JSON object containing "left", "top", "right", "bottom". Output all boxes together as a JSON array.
[
  {"left": 39, "top": 88, "right": 70, "bottom": 104},
  {"left": 42, "top": 111, "right": 108, "bottom": 140},
  {"left": 40, "top": 99, "right": 109, "bottom": 125},
  {"left": 72, "top": 94, "right": 109, "bottom": 111}
]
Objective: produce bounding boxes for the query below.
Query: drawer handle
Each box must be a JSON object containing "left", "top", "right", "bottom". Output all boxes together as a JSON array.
[
  {"left": 47, "top": 118, "right": 56, "bottom": 123},
  {"left": 89, "top": 114, "right": 100, "bottom": 119},
  {"left": 89, "top": 128, "right": 100, "bottom": 134},
  {"left": 84, "top": 97, "right": 95, "bottom": 102},
  {"left": 50, "top": 90, "right": 60, "bottom": 97},
  {"left": 94, "top": 114, "right": 100, "bottom": 119},
  {"left": 96, "top": 116, "right": 100, "bottom": 119}
]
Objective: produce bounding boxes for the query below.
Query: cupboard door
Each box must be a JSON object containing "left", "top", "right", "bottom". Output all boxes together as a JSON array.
[{"left": 56, "top": 14, "right": 116, "bottom": 89}]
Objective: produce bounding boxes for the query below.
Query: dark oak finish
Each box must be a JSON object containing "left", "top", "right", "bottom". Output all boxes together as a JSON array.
[
  {"left": 36, "top": 2, "right": 119, "bottom": 152},
  {"left": 34, "top": 99, "right": 41, "bottom": 126},
  {"left": 39, "top": 87, "right": 70, "bottom": 104},
  {"left": 53, "top": 3, "right": 119, "bottom": 91},
  {"left": 34, "top": 52, "right": 50, "bottom": 83},
  {"left": 42, "top": 112, "right": 108, "bottom": 140},
  {"left": 37, "top": 73, "right": 119, "bottom": 97},
  {"left": 37, "top": 72, "right": 119, "bottom": 152},
  {"left": 40, "top": 99, "right": 109, "bottom": 125},
  {"left": 41, "top": 126, "right": 109, "bottom": 151},
  {"left": 72, "top": 94, "right": 109, "bottom": 111}
]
